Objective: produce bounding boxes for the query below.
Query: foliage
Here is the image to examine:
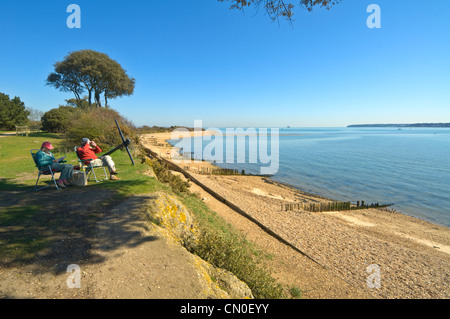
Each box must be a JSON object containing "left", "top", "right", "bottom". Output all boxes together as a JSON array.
[
  {"left": 63, "top": 107, "right": 136, "bottom": 151},
  {"left": 145, "top": 157, "right": 190, "bottom": 194},
  {"left": 219, "top": 0, "right": 341, "bottom": 22},
  {"left": 180, "top": 194, "right": 285, "bottom": 299},
  {"left": 66, "top": 97, "right": 97, "bottom": 109},
  {"left": 0, "top": 92, "right": 30, "bottom": 130},
  {"left": 136, "top": 125, "right": 201, "bottom": 134},
  {"left": 289, "top": 286, "right": 302, "bottom": 298},
  {"left": 46, "top": 50, "right": 135, "bottom": 108},
  {"left": 41, "top": 105, "right": 79, "bottom": 133}
]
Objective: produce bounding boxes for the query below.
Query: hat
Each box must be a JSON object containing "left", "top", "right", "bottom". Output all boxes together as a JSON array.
[
  {"left": 81, "top": 138, "right": 90, "bottom": 144},
  {"left": 42, "top": 142, "right": 54, "bottom": 150}
]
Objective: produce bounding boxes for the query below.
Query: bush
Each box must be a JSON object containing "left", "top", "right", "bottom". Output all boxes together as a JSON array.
[
  {"left": 187, "top": 226, "right": 285, "bottom": 299},
  {"left": 41, "top": 106, "right": 79, "bottom": 133},
  {"left": 63, "top": 107, "right": 136, "bottom": 151},
  {"left": 145, "top": 157, "right": 190, "bottom": 194}
]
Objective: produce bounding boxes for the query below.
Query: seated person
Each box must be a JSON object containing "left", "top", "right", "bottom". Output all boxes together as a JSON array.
[
  {"left": 77, "top": 138, "right": 120, "bottom": 180},
  {"left": 35, "top": 142, "right": 74, "bottom": 188}
]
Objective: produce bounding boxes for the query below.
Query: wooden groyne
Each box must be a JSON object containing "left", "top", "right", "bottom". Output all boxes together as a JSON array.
[{"left": 282, "top": 201, "right": 393, "bottom": 212}]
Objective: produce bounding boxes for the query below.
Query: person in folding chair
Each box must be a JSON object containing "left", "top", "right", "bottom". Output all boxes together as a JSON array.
[
  {"left": 35, "top": 142, "right": 74, "bottom": 188},
  {"left": 76, "top": 138, "right": 120, "bottom": 181}
]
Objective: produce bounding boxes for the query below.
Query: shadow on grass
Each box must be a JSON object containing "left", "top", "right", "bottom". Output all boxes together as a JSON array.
[{"left": 0, "top": 177, "right": 158, "bottom": 276}]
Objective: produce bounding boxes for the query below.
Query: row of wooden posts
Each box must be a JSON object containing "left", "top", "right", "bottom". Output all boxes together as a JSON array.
[
  {"left": 282, "top": 201, "right": 392, "bottom": 212},
  {"left": 183, "top": 166, "right": 245, "bottom": 176}
]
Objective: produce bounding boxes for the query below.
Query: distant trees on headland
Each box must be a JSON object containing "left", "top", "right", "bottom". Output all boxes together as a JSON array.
[{"left": 348, "top": 123, "right": 450, "bottom": 128}]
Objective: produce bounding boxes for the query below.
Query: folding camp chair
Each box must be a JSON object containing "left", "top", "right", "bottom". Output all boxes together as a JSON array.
[
  {"left": 31, "top": 149, "right": 61, "bottom": 191},
  {"left": 74, "top": 146, "right": 108, "bottom": 183}
]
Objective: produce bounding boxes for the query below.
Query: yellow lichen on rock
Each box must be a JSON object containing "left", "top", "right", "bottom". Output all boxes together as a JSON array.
[
  {"left": 142, "top": 192, "right": 253, "bottom": 299},
  {"left": 145, "top": 192, "right": 199, "bottom": 246}
]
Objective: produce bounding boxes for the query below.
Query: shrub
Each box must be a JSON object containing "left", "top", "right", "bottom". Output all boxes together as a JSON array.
[
  {"left": 41, "top": 106, "right": 79, "bottom": 133},
  {"left": 187, "top": 226, "right": 285, "bottom": 299},
  {"left": 145, "top": 157, "right": 190, "bottom": 194},
  {"left": 63, "top": 107, "right": 136, "bottom": 151}
]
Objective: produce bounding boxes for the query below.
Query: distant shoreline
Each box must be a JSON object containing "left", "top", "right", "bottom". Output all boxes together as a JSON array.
[{"left": 348, "top": 123, "right": 450, "bottom": 128}]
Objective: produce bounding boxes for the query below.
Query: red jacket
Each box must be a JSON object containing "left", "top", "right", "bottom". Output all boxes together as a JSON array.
[{"left": 77, "top": 144, "right": 102, "bottom": 164}]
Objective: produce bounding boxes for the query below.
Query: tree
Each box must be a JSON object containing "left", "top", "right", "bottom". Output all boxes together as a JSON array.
[
  {"left": 0, "top": 92, "right": 30, "bottom": 130},
  {"left": 219, "top": 0, "right": 341, "bottom": 22},
  {"left": 26, "top": 107, "right": 44, "bottom": 126},
  {"left": 46, "top": 50, "right": 135, "bottom": 108}
]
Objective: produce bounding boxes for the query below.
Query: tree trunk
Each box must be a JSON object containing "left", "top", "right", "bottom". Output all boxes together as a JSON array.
[
  {"left": 88, "top": 90, "right": 92, "bottom": 106},
  {"left": 104, "top": 91, "right": 108, "bottom": 108},
  {"left": 95, "top": 91, "right": 102, "bottom": 108},
  {"left": 74, "top": 91, "right": 82, "bottom": 108}
]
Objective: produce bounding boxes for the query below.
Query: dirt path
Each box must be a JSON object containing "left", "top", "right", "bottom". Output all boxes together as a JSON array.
[{"left": 81, "top": 195, "right": 207, "bottom": 299}]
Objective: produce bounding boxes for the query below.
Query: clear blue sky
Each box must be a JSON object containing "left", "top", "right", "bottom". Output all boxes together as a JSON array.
[{"left": 1, "top": 0, "right": 449, "bottom": 128}]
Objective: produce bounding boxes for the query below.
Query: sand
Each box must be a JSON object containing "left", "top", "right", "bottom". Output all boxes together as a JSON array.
[{"left": 140, "top": 132, "right": 450, "bottom": 299}]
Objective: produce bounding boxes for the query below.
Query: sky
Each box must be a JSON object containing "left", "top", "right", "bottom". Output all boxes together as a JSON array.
[{"left": 0, "top": 0, "right": 449, "bottom": 128}]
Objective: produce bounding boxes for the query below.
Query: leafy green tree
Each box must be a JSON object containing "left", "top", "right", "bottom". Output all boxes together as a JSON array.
[
  {"left": 46, "top": 50, "right": 135, "bottom": 108},
  {"left": 0, "top": 92, "right": 30, "bottom": 130},
  {"left": 219, "top": 0, "right": 340, "bottom": 22}
]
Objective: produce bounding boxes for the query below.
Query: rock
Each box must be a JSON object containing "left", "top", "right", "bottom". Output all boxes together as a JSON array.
[
  {"left": 191, "top": 255, "right": 254, "bottom": 299},
  {"left": 145, "top": 192, "right": 199, "bottom": 245}
]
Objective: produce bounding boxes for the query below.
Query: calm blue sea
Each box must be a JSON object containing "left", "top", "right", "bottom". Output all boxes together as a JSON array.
[{"left": 169, "top": 127, "right": 450, "bottom": 228}]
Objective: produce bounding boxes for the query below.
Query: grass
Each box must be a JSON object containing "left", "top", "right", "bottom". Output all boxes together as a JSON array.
[
  {"left": 0, "top": 133, "right": 289, "bottom": 299},
  {"left": 289, "top": 286, "right": 303, "bottom": 299}
]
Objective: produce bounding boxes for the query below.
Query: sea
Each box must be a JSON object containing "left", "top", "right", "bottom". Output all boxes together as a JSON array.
[{"left": 168, "top": 127, "right": 450, "bottom": 228}]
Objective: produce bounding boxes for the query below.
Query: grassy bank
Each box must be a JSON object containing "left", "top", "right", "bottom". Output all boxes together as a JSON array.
[{"left": 0, "top": 133, "right": 286, "bottom": 299}]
